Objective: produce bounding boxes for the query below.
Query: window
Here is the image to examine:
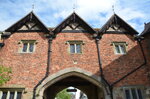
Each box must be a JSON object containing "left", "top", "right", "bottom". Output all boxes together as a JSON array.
[
  {"left": 113, "top": 42, "right": 127, "bottom": 54},
  {"left": 0, "top": 89, "right": 23, "bottom": 99},
  {"left": 124, "top": 88, "right": 143, "bottom": 99},
  {"left": 19, "top": 40, "right": 36, "bottom": 53},
  {"left": 67, "top": 41, "right": 83, "bottom": 54}
]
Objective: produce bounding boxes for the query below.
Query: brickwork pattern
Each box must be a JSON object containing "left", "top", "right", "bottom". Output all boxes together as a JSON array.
[{"left": 0, "top": 32, "right": 149, "bottom": 98}]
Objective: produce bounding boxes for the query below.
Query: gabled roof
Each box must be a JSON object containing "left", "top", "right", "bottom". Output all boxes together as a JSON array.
[
  {"left": 99, "top": 14, "right": 138, "bottom": 35},
  {"left": 53, "top": 12, "right": 95, "bottom": 34},
  {"left": 5, "top": 11, "right": 49, "bottom": 33},
  {"left": 141, "top": 22, "right": 150, "bottom": 36}
]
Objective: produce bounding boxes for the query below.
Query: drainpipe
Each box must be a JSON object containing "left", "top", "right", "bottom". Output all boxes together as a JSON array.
[
  {"left": 110, "top": 37, "right": 147, "bottom": 87},
  {"left": 95, "top": 37, "right": 103, "bottom": 77},
  {"left": 137, "top": 38, "right": 147, "bottom": 63},
  {"left": 45, "top": 36, "right": 53, "bottom": 77},
  {"left": 102, "top": 76, "right": 113, "bottom": 99},
  {"left": 94, "top": 35, "right": 147, "bottom": 99},
  {"left": 95, "top": 36, "right": 113, "bottom": 99},
  {"left": 108, "top": 37, "right": 147, "bottom": 99},
  {"left": 32, "top": 35, "right": 53, "bottom": 99},
  {"left": 109, "top": 86, "right": 114, "bottom": 99}
]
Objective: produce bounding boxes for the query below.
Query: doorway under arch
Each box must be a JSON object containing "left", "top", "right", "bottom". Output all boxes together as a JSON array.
[{"left": 35, "top": 67, "right": 110, "bottom": 99}]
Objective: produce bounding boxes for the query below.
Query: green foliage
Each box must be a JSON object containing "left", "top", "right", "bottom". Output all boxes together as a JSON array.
[
  {"left": 0, "top": 65, "right": 11, "bottom": 85},
  {"left": 55, "top": 89, "right": 71, "bottom": 99}
]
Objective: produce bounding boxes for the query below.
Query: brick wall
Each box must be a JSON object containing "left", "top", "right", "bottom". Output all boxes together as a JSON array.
[
  {"left": 50, "top": 32, "right": 100, "bottom": 74},
  {"left": 0, "top": 32, "right": 149, "bottom": 93},
  {"left": 100, "top": 34, "right": 149, "bottom": 86},
  {"left": 142, "top": 34, "right": 150, "bottom": 80},
  {"left": 0, "top": 32, "right": 48, "bottom": 90}
]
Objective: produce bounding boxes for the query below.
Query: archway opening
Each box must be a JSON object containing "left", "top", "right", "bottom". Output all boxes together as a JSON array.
[
  {"left": 43, "top": 75, "right": 105, "bottom": 99},
  {"left": 55, "top": 87, "right": 88, "bottom": 99}
]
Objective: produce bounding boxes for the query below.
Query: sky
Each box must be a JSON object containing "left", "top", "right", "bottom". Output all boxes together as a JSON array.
[{"left": 0, "top": 0, "right": 150, "bottom": 33}]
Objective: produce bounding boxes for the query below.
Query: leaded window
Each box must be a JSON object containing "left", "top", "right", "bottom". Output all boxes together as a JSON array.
[
  {"left": 113, "top": 42, "right": 127, "bottom": 54},
  {"left": 19, "top": 40, "right": 36, "bottom": 53},
  {"left": 124, "top": 88, "right": 143, "bottom": 99},
  {"left": 0, "top": 89, "right": 23, "bottom": 99},
  {"left": 67, "top": 41, "right": 83, "bottom": 54}
]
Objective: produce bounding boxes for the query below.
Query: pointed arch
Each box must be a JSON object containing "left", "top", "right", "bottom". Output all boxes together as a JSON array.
[{"left": 35, "top": 67, "right": 110, "bottom": 99}]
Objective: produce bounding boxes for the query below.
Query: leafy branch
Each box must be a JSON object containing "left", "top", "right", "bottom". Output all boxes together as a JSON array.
[
  {"left": 55, "top": 89, "right": 71, "bottom": 99},
  {"left": 0, "top": 65, "right": 12, "bottom": 85}
]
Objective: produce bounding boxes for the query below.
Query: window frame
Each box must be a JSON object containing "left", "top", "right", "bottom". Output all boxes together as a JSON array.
[
  {"left": 112, "top": 42, "right": 127, "bottom": 55},
  {"left": 123, "top": 87, "right": 144, "bottom": 99},
  {"left": 0, "top": 88, "right": 24, "bottom": 99},
  {"left": 19, "top": 40, "right": 37, "bottom": 53},
  {"left": 67, "top": 41, "right": 83, "bottom": 54}
]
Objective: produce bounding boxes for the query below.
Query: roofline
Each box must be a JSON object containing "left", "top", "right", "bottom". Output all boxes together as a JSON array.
[
  {"left": 114, "top": 14, "right": 138, "bottom": 34},
  {"left": 5, "top": 11, "right": 49, "bottom": 33},
  {"left": 52, "top": 12, "right": 74, "bottom": 31},
  {"left": 5, "top": 11, "right": 33, "bottom": 32},
  {"left": 99, "top": 14, "right": 139, "bottom": 35},
  {"left": 4, "top": 12, "right": 140, "bottom": 35},
  {"left": 99, "top": 14, "right": 115, "bottom": 33},
  {"left": 32, "top": 12, "right": 49, "bottom": 32},
  {"left": 53, "top": 12, "right": 95, "bottom": 33},
  {"left": 140, "top": 22, "right": 150, "bottom": 36},
  {"left": 74, "top": 12, "right": 95, "bottom": 32}
]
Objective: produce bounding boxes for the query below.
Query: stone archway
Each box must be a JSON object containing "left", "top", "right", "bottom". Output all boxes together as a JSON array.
[{"left": 35, "top": 67, "right": 111, "bottom": 99}]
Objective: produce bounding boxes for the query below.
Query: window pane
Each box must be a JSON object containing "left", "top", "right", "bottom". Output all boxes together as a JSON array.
[
  {"left": 131, "top": 89, "right": 137, "bottom": 99},
  {"left": 29, "top": 43, "right": 34, "bottom": 52},
  {"left": 120, "top": 45, "right": 126, "bottom": 54},
  {"left": 125, "top": 89, "right": 131, "bottom": 99},
  {"left": 22, "top": 43, "right": 28, "bottom": 52},
  {"left": 17, "top": 92, "right": 22, "bottom": 99},
  {"left": 2, "top": 92, "right": 7, "bottom": 99},
  {"left": 137, "top": 89, "right": 143, "bottom": 99},
  {"left": 70, "top": 44, "right": 75, "bottom": 53},
  {"left": 76, "top": 44, "right": 81, "bottom": 53},
  {"left": 115, "top": 45, "right": 120, "bottom": 53},
  {"left": 10, "top": 92, "right": 15, "bottom": 99}
]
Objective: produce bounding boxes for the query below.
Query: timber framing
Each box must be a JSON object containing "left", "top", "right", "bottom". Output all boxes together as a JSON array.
[
  {"left": 53, "top": 12, "right": 95, "bottom": 34},
  {"left": 5, "top": 11, "right": 49, "bottom": 33},
  {"left": 99, "top": 14, "right": 138, "bottom": 36}
]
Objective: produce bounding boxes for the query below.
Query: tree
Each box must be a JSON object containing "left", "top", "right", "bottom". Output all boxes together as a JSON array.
[
  {"left": 55, "top": 89, "right": 71, "bottom": 99},
  {"left": 0, "top": 65, "right": 11, "bottom": 85}
]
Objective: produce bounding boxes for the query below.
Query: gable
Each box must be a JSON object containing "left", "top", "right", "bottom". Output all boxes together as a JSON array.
[
  {"left": 141, "top": 22, "right": 150, "bottom": 36},
  {"left": 5, "top": 11, "right": 49, "bottom": 33},
  {"left": 99, "top": 14, "right": 138, "bottom": 35},
  {"left": 53, "top": 12, "right": 95, "bottom": 34}
]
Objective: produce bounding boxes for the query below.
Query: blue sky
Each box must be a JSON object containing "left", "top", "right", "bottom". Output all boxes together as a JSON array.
[{"left": 0, "top": 0, "right": 150, "bottom": 33}]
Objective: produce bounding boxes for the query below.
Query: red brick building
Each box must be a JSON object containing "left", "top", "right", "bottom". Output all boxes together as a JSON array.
[{"left": 0, "top": 11, "right": 149, "bottom": 99}]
